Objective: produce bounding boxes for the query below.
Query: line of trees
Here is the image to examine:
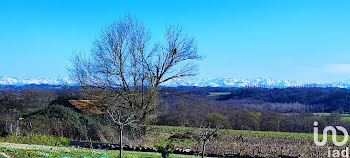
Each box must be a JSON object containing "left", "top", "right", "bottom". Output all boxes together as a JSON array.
[{"left": 164, "top": 86, "right": 350, "bottom": 113}]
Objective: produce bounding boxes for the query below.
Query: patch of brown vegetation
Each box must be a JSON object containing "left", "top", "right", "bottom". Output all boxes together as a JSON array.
[{"left": 68, "top": 100, "right": 104, "bottom": 115}]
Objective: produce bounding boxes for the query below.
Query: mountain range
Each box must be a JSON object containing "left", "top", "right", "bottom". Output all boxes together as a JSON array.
[
  {"left": 1, "top": 76, "right": 350, "bottom": 88},
  {"left": 0, "top": 76, "right": 72, "bottom": 86}
]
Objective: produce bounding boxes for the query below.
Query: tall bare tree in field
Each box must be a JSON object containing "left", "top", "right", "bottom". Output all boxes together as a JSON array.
[{"left": 69, "top": 15, "right": 200, "bottom": 157}]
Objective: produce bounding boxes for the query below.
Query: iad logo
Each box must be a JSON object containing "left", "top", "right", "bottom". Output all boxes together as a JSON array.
[
  {"left": 314, "top": 121, "right": 350, "bottom": 158},
  {"left": 313, "top": 121, "right": 348, "bottom": 146}
]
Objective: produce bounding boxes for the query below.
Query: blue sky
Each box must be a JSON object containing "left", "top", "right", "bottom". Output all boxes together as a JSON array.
[{"left": 1, "top": 0, "right": 350, "bottom": 82}]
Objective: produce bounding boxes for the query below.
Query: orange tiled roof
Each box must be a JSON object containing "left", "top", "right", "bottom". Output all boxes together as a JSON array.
[{"left": 68, "top": 100, "right": 104, "bottom": 115}]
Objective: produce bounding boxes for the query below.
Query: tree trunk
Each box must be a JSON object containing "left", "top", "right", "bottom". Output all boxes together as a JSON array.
[
  {"left": 119, "top": 127, "right": 123, "bottom": 158},
  {"left": 15, "top": 120, "right": 19, "bottom": 136},
  {"left": 10, "top": 124, "right": 12, "bottom": 134},
  {"left": 202, "top": 139, "right": 206, "bottom": 158}
]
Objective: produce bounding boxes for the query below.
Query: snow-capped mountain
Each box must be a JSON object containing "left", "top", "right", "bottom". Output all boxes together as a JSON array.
[
  {"left": 0, "top": 76, "right": 72, "bottom": 86},
  {"left": 161, "top": 77, "right": 350, "bottom": 88},
  {"left": 161, "top": 77, "right": 322, "bottom": 88},
  {"left": 1, "top": 76, "right": 350, "bottom": 88}
]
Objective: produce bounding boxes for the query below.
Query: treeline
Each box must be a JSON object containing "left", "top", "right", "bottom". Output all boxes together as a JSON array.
[
  {"left": 156, "top": 87, "right": 350, "bottom": 133},
  {"left": 160, "top": 87, "right": 350, "bottom": 113},
  {"left": 1, "top": 85, "right": 350, "bottom": 141}
]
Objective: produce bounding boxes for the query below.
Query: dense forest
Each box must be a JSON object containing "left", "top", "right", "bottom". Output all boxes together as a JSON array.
[{"left": 159, "top": 86, "right": 350, "bottom": 112}]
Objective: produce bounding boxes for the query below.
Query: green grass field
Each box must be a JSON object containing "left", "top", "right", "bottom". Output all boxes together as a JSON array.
[
  {"left": 207, "top": 92, "right": 231, "bottom": 97},
  {"left": 149, "top": 125, "right": 344, "bottom": 142},
  {"left": 0, "top": 142, "right": 197, "bottom": 158},
  {"left": 314, "top": 113, "right": 350, "bottom": 122}
]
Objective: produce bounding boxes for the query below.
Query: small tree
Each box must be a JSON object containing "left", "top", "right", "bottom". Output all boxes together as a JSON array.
[
  {"left": 230, "top": 108, "right": 261, "bottom": 130},
  {"left": 69, "top": 15, "right": 201, "bottom": 157},
  {"left": 195, "top": 125, "right": 220, "bottom": 158},
  {"left": 328, "top": 111, "right": 342, "bottom": 125},
  {"left": 261, "top": 112, "right": 284, "bottom": 132},
  {"left": 204, "top": 113, "right": 231, "bottom": 129},
  {"left": 107, "top": 104, "right": 139, "bottom": 158}
]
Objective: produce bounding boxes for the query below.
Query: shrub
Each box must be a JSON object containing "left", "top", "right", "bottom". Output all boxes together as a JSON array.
[
  {"left": 205, "top": 112, "right": 232, "bottom": 129},
  {"left": 19, "top": 105, "right": 117, "bottom": 142},
  {"left": 157, "top": 141, "right": 174, "bottom": 158}
]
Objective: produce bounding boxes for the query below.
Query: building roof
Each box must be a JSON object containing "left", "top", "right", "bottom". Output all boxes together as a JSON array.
[{"left": 68, "top": 100, "right": 104, "bottom": 115}]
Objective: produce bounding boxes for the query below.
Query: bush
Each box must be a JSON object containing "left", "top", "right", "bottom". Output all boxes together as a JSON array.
[
  {"left": 204, "top": 112, "right": 232, "bottom": 129},
  {"left": 20, "top": 105, "right": 117, "bottom": 142},
  {"left": 157, "top": 141, "right": 174, "bottom": 158}
]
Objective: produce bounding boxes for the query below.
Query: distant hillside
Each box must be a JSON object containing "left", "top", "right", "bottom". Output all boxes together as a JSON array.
[{"left": 159, "top": 87, "right": 350, "bottom": 113}]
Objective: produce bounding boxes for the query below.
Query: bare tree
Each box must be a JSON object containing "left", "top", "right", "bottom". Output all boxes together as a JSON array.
[
  {"left": 194, "top": 124, "right": 220, "bottom": 158},
  {"left": 69, "top": 15, "right": 201, "bottom": 157},
  {"left": 107, "top": 104, "right": 139, "bottom": 158}
]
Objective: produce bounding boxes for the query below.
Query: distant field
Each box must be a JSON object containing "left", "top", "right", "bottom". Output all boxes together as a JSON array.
[
  {"left": 314, "top": 113, "right": 350, "bottom": 122},
  {"left": 207, "top": 92, "right": 231, "bottom": 97}
]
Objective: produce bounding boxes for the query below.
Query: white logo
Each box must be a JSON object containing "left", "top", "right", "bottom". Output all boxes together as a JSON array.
[{"left": 313, "top": 121, "right": 349, "bottom": 146}]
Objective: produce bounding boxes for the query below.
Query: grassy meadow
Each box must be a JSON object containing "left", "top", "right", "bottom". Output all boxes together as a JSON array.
[{"left": 0, "top": 142, "right": 197, "bottom": 158}]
